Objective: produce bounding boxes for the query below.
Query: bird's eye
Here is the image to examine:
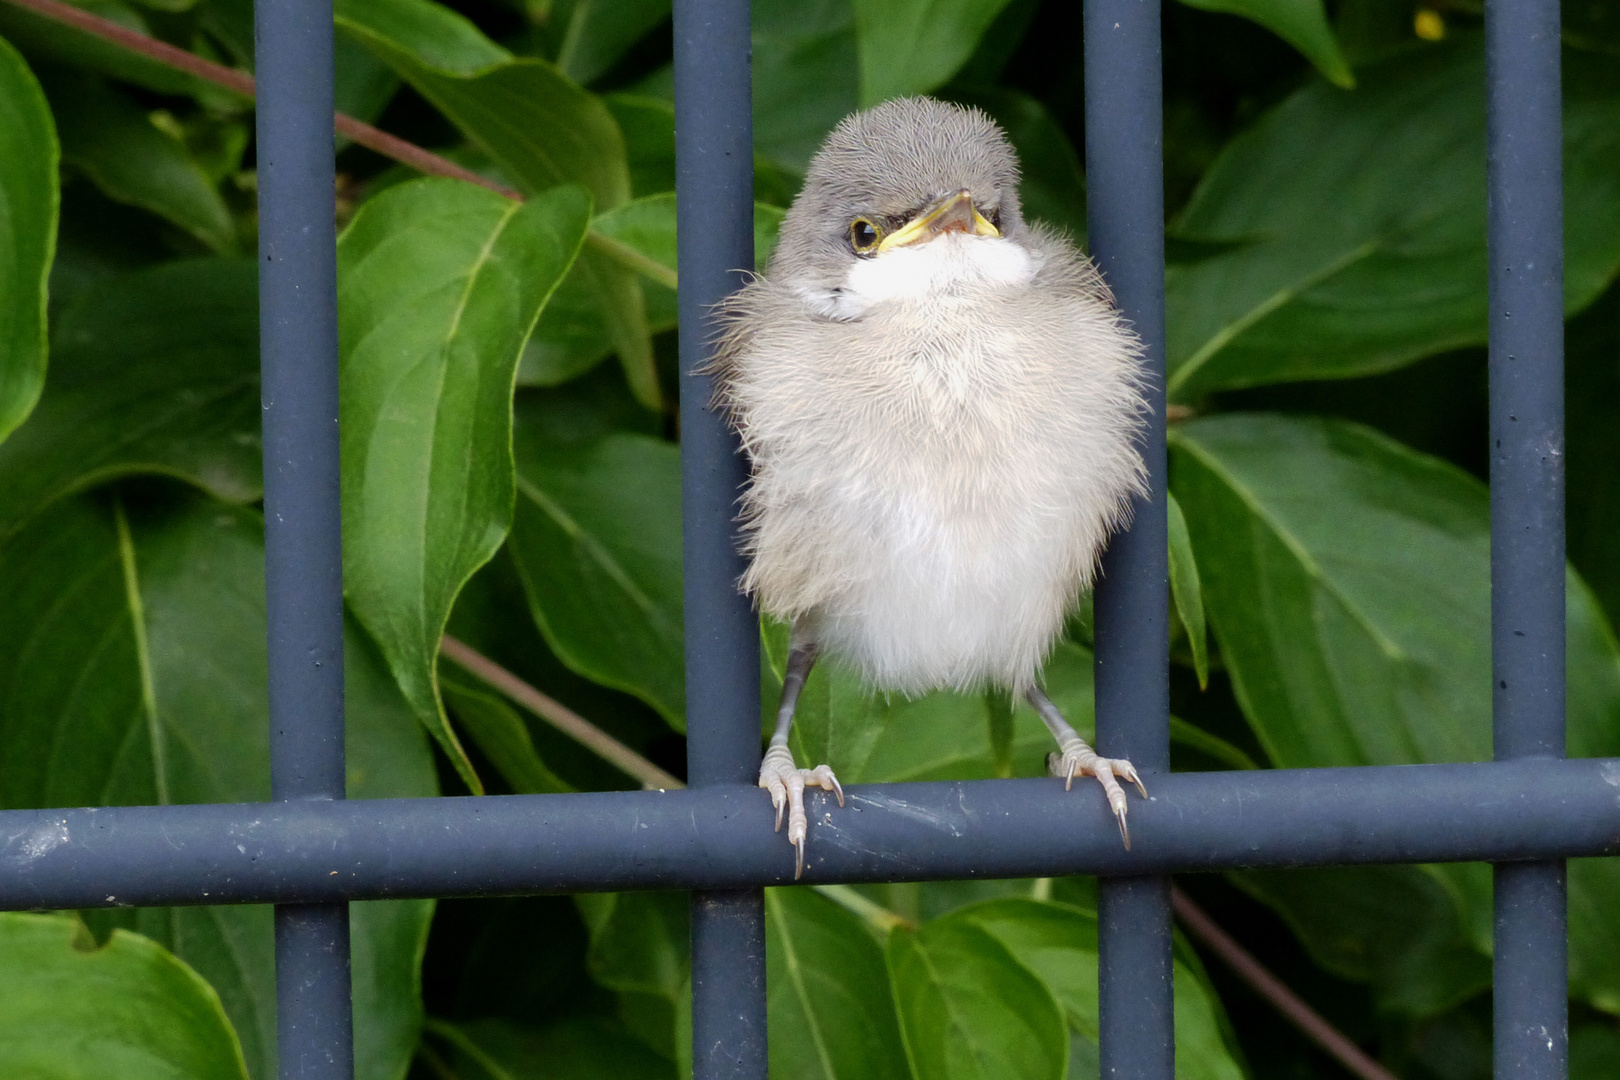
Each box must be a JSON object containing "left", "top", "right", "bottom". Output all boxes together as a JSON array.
[
  {"left": 988, "top": 207, "right": 1002, "bottom": 229},
  {"left": 849, "top": 218, "right": 881, "bottom": 253}
]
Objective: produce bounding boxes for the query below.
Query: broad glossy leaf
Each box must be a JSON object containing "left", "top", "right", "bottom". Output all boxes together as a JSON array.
[
  {"left": 334, "top": 0, "right": 510, "bottom": 74},
  {"left": 1573, "top": 1024, "right": 1620, "bottom": 1080},
  {"left": 508, "top": 424, "right": 684, "bottom": 728},
  {"left": 886, "top": 913, "right": 1068, "bottom": 1080},
  {"left": 335, "top": 0, "right": 659, "bottom": 406},
  {"left": 1166, "top": 39, "right": 1620, "bottom": 399},
  {"left": 1568, "top": 283, "right": 1620, "bottom": 625},
  {"left": 1170, "top": 413, "right": 1620, "bottom": 1006},
  {"left": 953, "top": 899, "right": 1246, "bottom": 1080},
  {"left": 764, "top": 887, "right": 910, "bottom": 1080},
  {"left": 551, "top": 0, "right": 670, "bottom": 86},
  {"left": 0, "top": 492, "right": 437, "bottom": 1080},
  {"left": 575, "top": 890, "right": 689, "bottom": 1059},
  {"left": 520, "top": 196, "right": 783, "bottom": 387},
  {"left": 338, "top": 178, "right": 589, "bottom": 792},
  {"left": 0, "top": 913, "right": 249, "bottom": 1080},
  {"left": 435, "top": 1016, "right": 674, "bottom": 1080},
  {"left": 1167, "top": 491, "right": 1209, "bottom": 689},
  {"left": 1176, "top": 0, "right": 1351, "bottom": 87},
  {"left": 0, "top": 258, "right": 260, "bottom": 539},
  {"left": 0, "top": 37, "right": 55, "bottom": 445},
  {"left": 40, "top": 69, "right": 235, "bottom": 252},
  {"left": 607, "top": 93, "right": 676, "bottom": 197},
  {"left": 441, "top": 676, "right": 573, "bottom": 794},
  {"left": 852, "top": 0, "right": 1015, "bottom": 105},
  {"left": 0, "top": 0, "right": 222, "bottom": 98},
  {"left": 1229, "top": 865, "right": 1490, "bottom": 1016},
  {"left": 752, "top": 0, "right": 858, "bottom": 174}
]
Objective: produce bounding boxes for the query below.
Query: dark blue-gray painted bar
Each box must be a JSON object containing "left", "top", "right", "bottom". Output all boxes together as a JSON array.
[
  {"left": 1084, "top": 0, "right": 1173, "bottom": 1075},
  {"left": 254, "top": 0, "right": 351, "bottom": 1069},
  {"left": 7, "top": 759, "right": 1616, "bottom": 910},
  {"left": 1485, "top": 0, "right": 1567, "bottom": 1076},
  {"left": 673, "top": 0, "right": 763, "bottom": 1076}
]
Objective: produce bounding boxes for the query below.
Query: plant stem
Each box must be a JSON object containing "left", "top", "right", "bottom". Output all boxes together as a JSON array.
[
  {"left": 0, "top": 0, "right": 679, "bottom": 287},
  {"left": 439, "top": 635, "right": 682, "bottom": 791},
  {"left": 1171, "top": 886, "right": 1403, "bottom": 1080}
]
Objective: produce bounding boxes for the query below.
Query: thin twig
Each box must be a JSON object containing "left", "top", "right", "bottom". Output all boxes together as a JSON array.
[
  {"left": 439, "top": 635, "right": 683, "bottom": 791},
  {"left": 1171, "top": 887, "right": 1403, "bottom": 1080},
  {"left": 0, "top": 0, "right": 689, "bottom": 288}
]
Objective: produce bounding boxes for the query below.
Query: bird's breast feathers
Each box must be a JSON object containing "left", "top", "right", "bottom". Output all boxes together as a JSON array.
[{"left": 722, "top": 235, "right": 1147, "bottom": 692}]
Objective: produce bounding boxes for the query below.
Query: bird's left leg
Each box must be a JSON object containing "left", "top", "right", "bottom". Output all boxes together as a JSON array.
[
  {"left": 759, "top": 624, "right": 843, "bottom": 878},
  {"left": 1028, "top": 686, "right": 1147, "bottom": 849}
]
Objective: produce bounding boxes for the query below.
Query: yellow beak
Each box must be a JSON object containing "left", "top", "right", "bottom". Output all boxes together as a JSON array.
[{"left": 876, "top": 190, "right": 1000, "bottom": 253}]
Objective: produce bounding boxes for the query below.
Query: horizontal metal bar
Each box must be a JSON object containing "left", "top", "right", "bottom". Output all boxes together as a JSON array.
[{"left": 3, "top": 759, "right": 1616, "bottom": 911}]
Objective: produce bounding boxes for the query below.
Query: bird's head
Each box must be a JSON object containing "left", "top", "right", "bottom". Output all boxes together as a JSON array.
[{"left": 771, "top": 97, "right": 1036, "bottom": 320}]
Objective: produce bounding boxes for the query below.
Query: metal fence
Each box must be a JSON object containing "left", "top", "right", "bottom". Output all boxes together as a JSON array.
[{"left": 0, "top": 0, "right": 1600, "bottom": 1077}]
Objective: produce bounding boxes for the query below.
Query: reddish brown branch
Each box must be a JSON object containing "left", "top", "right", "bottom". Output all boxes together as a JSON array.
[
  {"left": 1171, "top": 886, "right": 1403, "bottom": 1080},
  {"left": 2, "top": 0, "right": 521, "bottom": 200}
]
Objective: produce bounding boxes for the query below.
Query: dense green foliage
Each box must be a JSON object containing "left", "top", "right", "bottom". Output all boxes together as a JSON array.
[{"left": 0, "top": 0, "right": 1618, "bottom": 1076}]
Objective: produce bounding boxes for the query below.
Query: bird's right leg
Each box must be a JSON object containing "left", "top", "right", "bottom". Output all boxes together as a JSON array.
[
  {"left": 759, "top": 622, "right": 843, "bottom": 878},
  {"left": 1028, "top": 686, "right": 1146, "bottom": 849}
]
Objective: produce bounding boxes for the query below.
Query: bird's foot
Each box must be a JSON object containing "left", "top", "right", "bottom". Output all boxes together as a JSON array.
[
  {"left": 1046, "top": 736, "right": 1147, "bottom": 850},
  {"left": 758, "top": 744, "right": 843, "bottom": 879}
]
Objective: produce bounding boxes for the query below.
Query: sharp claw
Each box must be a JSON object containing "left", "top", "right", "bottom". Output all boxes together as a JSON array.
[
  {"left": 1116, "top": 808, "right": 1131, "bottom": 851},
  {"left": 774, "top": 799, "right": 784, "bottom": 832},
  {"left": 1132, "top": 776, "right": 1148, "bottom": 799},
  {"left": 794, "top": 837, "right": 804, "bottom": 880},
  {"left": 1065, "top": 759, "right": 1077, "bottom": 791},
  {"left": 831, "top": 775, "right": 845, "bottom": 806}
]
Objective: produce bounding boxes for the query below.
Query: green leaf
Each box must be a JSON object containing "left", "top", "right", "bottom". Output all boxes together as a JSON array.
[
  {"left": 1176, "top": 0, "right": 1352, "bottom": 87},
  {"left": 1573, "top": 1023, "right": 1620, "bottom": 1080},
  {"left": 1166, "top": 38, "right": 1620, "bottom": 399},
  {"left": 1169, "top": 412, "right": 1620, "bottom": 1008},
  {"left": 0, "top": 258, "right": 261, "bottom": 539},
  {"left": 575, "top": 890, "right": 689, "bottom": 1059},
  {"left": 39, "top": 68, "right": 235, "bottom": 252},
  {"left": 752, "top": 0, "right": 858, "bottom": 175},
  {"left": 951, "top": 899, "right": 1246, "bottom": 1080},
  {"left": 607, "top": 94, "right": 676, "bottom": 197},
  {"left": 0, "top": 913, "right": 250, "bottom": 1080},
  {"left": 335, "top": 0, "right": 511, "bottom": 75},
  {"left": 1228, "top": 866, "right": 1490, "bottom": 1017},
  {"left": 765, "top": 887, "right": 911, "bottom": 1080},
  {"left": 1568, "top": 284, "right": 1620, "bottom": 626},
  {"left": 0, "top": 36, "right": 56, "bottom": 446},
  {"left": 442, "top": 676, "right": 574, "bottom": 794},
  {"left": 0, "top": 491, "right": 438, "bottom": 1080},
  {"left": 432, "top": 1016, "right": 674, "bottom": 1080},
  {"left": 508, "top": 425, "right": 685, "bottom": 729},
  {"left": 0, "top": 0, "right": 227, "bottom": 99},
  {"left": 338, "top": 177, "right": 591, "bottom": 793},
  {"left": 334, "top": 2, "right": 661, "bottom": 407},
  {"left": 520, "top": 195, "right": 783, "bottom": 388},
  {"left": 852, "top": 0, "right": 1016, "bottom": 105},
  {"left": 551, "top": 0, "right": 670, "bottom": 86},
  {"left": 886, "top": 913, "right": 1069, "bottom": 1080},
  {"left": 1167, "top": 491, "right": 1209, "bottom": 689}
]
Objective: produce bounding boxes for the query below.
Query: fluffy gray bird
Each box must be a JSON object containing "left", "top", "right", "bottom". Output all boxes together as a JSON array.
[{"left": 711, "top": 97, "right": 1150, "bottom": 876}]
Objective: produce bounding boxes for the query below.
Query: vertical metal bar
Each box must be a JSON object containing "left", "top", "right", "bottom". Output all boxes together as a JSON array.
[
  {"left": 673, "top": 1, "right": 765, "bottom": 1078},
  {"left": 1486, "top": 0, "right": 1567, "bottom": 1077},
  {"left": 254, "top": 0, "right": 352, "bottom": 1072},
  {"left": 1085, "top": 0, "right": 1174, "bottom": 1077}
]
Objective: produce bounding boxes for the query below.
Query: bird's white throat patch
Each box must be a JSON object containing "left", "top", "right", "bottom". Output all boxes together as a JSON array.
[{"left": 805, "top": 233, "right": 1038, "bottom": 320}]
